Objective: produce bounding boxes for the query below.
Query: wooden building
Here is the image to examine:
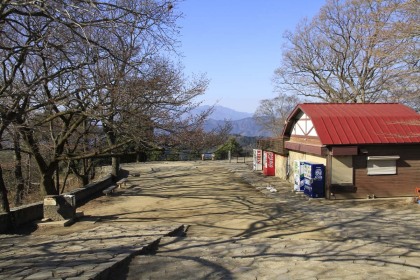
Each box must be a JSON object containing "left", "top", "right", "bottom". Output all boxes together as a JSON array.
[{"left": 281, "top": 103, "right": 420, "bottom": 199}]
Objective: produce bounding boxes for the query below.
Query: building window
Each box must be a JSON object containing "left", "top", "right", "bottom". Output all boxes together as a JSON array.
[{"left": 367, "top": 156, "right": 400, "bottom": 175}]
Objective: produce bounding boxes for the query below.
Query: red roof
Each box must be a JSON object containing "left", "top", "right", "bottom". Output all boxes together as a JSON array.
[{"left": 284, "top": 103, "right": 420, "bottom": 145}]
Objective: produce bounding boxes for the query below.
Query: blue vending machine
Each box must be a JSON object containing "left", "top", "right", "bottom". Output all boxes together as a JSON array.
[{"left": 303, "top": 162, "right": 325, "bottom": 198}]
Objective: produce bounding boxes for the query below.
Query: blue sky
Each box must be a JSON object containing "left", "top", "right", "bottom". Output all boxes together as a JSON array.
[{"left": 178, "top": 0, "right": 326, "bottom": 113}]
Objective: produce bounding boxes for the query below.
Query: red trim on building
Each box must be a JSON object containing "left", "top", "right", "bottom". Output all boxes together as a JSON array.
[
  {"left": 331, "top": 146, "right": 358, "bottom": 156},
  {"left": 285, "top": 141, "right": 328, "bottom": 156}
]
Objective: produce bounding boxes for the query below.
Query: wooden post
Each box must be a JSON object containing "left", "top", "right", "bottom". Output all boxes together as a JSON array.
[{"left": 326, "top": 152, "right": 333, "bottom": 200}]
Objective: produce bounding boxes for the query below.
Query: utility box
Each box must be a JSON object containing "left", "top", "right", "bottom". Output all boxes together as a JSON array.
[{"left": 43, "top": 194, "right": 76, "bottom": 221}]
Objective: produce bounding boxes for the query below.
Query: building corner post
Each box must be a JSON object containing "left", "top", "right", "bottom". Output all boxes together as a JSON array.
[{"left": 325, "top": 152, "right": 333, "bottom": 200}]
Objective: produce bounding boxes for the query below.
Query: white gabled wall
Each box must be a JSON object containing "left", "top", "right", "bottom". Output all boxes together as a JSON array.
[{"left": 291, "top": 112, "right": 318, "bottom": 137}]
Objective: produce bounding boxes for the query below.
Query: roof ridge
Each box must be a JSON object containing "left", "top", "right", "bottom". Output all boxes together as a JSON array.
[{"left": 284, "top": 103, "right": 420, "bottom": 144}]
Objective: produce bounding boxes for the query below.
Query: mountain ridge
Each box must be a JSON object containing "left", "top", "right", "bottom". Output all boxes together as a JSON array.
[
  {"left": 193, "top": 105, "right": 253, "bottom": 121},
  {"left": 195, "top": 106, "right": 270, "bottom": 137},
  {"left": 204, "top": 117, "right": 271, "bottom": 137}
]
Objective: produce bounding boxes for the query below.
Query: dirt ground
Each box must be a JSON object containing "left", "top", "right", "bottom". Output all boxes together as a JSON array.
[
  {"left": 70, "top": 160, "right": 419, "bottom": 241},
  {"left": 31, "top": 160, "right": 420, "bottom": 278}
]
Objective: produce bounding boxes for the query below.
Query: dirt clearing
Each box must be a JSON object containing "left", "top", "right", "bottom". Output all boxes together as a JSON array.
[{"left": 37, "top": 160, "right": 420, "bottom": 279}]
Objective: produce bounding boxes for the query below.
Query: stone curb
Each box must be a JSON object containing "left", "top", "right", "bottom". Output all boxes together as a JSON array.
[
  {"left": 96, "top": 225, "right": 187, "bottom": 280},
  {"left": 0, "top": 224, "right": 187, "bottom": 280}
]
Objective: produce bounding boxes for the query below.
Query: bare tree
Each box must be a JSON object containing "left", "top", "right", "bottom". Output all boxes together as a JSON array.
[
  {"left": 0, "top": 1, "right": 185, "bottom": 201},
  {"left": 125, "top": 61, "right": 212, "bottom": 149},
  {"left": 274, "top": 0, "right": 419, "bottom": 105},
  {"left": 254, "top": 94, "right": 301, "bottom": 136},
  {"left": 173, "top": 120, "right": 233, "bottom": 155},
  {"left": 383, "top": 0, "right": 420, "bottom": 110}
]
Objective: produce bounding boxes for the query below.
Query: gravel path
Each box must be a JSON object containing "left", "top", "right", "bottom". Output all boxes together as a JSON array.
[
  {"left": 117, "top": 160, "right": 420, "bottom": 279},
  {"left": 1, "top": 160, "right": 419, "bottom": 279}
]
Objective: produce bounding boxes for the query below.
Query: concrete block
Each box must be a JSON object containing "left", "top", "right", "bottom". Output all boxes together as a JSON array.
[{"left": 43, "top": 195, "right": 76, "bottom": 221}]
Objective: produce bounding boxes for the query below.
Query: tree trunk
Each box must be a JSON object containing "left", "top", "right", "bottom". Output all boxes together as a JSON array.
[
  {"left": 14, "top": 142, "right": 25, "bottom": 206},
  {"left": 39, "top": 165, "right": 59, "bottom": 196},
  {"left": 0, "top": 164, "right": 13, "bottom": 231},
  {"left": 111, "top": 156, "right": 119, "bottom": 178},
  {"left": 0, "top": 126, "right": 12, "bottom": 216},
  {"left": 19, "top": 126, "right": 59, "bottom": 196},
  {"left": 61, "top": 160, "right": 71, "bottom": 194},
  {"left": 104, "top": 125, "right": 119, "bottom": 178},
  {"left": 68, "top": 159, "right": 92, "bottom": 189},
  {"left": 82, "top": 158, "right": 90, "bottom": 185},
  {"left": 89, "top": 159, "right": 96, "bottom": 180},
  {"left": 0, "top": 165, "right": 11, "bottom": 214}
]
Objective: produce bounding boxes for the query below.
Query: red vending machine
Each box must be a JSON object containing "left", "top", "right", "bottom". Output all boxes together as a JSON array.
[{"left": 263, "top": 151, "right": 275, "bottom": 176}]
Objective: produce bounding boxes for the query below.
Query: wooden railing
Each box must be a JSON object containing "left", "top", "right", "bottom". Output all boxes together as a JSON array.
[{"left": 256, "top": 137, "right": 289, "bottom": 155}]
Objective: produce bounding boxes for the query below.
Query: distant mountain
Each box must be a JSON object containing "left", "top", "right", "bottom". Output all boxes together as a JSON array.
[
  {"left": 193, "top": 105, "right": 253, "bottom": 121},
  {"left": 204, "top": 117, "right": 272, "bottom": 137},
  {"left": 192, "top": 105, "right": 271, "bottom": 137}
]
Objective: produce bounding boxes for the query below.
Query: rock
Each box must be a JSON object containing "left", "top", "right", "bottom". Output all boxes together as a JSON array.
[{"left": 405, "top": 197, "right": 418, "bottom": 204}]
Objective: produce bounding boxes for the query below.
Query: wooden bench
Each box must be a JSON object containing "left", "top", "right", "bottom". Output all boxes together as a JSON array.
[
  {"left": 103, "top": 185, "right": 117, "bottom": 196},
  {"left": 116, "top": 178, "right": 128, "bottom": 188}
]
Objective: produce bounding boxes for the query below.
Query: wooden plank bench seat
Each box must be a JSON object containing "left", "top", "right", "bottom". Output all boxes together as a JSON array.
[
  {"left": 116, "top": 178, "right": 128, "bottom": 188},
  {"left": 103, "top": 185, "right": 118, "bottom": 196}
]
